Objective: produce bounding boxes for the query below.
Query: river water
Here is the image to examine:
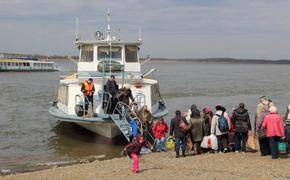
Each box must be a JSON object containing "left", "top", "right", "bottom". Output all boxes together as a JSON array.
[{"left": 1, "top": 60, "right": 290, "bottom": 171}]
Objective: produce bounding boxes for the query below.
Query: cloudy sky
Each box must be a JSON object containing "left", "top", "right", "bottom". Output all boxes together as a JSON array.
[{"left": 1, "top": 0, "right": 290, "bottom": 59}]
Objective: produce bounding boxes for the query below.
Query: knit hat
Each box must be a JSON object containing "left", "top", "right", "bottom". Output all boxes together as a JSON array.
[
  {"left": 205, "top": 106, "right": 212, "bottom": 113},
  {"left": 269, "top": 106, "right": 277, "bottom": 113}
]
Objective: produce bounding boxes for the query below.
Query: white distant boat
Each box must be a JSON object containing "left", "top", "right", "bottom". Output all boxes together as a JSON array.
[
  {"left": 49, "top": 10, "right": 168, "bottom": 144},
  {"left": 0, "top": 58, "right": 58, "bottom": 72}
]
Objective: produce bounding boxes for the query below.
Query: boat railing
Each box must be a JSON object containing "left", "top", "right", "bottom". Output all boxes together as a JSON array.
[
  {"left": 74, "top": 94, "right": 94, "bottom": 117},
  {"left": 113, "top": 102, "right": 155, "bottom": 147},
  {"left": 102, "top": 91, "right": 112, "bottom": 114},
  {"left": 134, "top": 92, "right": 146, "bottom": 110}
]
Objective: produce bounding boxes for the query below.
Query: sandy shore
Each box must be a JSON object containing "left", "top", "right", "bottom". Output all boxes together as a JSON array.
[{"left": 1, "top": 151, "right": 289, "bottom": 180}]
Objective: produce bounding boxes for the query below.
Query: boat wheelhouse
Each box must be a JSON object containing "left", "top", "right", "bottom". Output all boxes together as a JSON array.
[{"left": 49, "top": 11, "right": 168, "bottom": 144}]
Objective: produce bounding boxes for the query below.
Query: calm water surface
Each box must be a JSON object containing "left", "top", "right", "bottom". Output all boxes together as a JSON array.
[{"left": 1, "top": 60, "right": 290, "bottom": 171}]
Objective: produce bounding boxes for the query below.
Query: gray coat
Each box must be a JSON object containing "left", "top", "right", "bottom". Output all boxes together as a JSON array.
[{"left": 189, "top": 117, "right": 204, "bottom": 142}]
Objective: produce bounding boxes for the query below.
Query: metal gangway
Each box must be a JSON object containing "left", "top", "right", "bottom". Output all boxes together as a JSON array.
[{"left": 110, "top": 102, "right": 155, "bottom": 147}]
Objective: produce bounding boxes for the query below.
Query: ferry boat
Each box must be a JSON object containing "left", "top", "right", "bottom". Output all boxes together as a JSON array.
[
  {"left": 0, "top": 58, "right": 58, "bottom": 72},
  {"left": 49, "top": 11, "right": 168, "bottom": 144}
]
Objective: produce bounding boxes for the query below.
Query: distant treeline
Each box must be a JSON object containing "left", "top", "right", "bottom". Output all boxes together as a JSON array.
[
  {"left": 2, "top": 52, "right": 290, "bottom": 64},
  {"left": 145, "top": 57, "right": 290, "bottom": 64}
]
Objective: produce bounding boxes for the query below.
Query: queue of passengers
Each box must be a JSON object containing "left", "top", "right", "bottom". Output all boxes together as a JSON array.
[
  {"left": 127, "top": 96, "right": 289, "bottom": 159},
  {"left": 123, "top": 96, "right": 289, "bottom": 173}
]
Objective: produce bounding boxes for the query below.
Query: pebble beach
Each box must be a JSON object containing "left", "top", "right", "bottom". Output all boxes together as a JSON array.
[{"left": 1, "top": 151, "right": 289, "bottom": 180}]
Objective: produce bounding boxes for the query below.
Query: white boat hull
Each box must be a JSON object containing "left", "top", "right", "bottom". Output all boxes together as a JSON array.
[{"left": 75, "top": 121, "right": 123, "bottom": 143}]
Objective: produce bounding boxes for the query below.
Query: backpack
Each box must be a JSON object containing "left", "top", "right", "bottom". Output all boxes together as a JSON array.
[
  {"left": 179, "top": 118, "right": 188, "bottom": 132},
  {"left": 216, "top": 112, "right": 229, "bottom": 133}
]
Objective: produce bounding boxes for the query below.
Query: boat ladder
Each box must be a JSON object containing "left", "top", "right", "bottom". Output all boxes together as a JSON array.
[
  {"left": 110, "top": 102, "right": 155, "bottom": 152},
  {"left": 110, "top": 102, "right": 143, "bottom": 142}
]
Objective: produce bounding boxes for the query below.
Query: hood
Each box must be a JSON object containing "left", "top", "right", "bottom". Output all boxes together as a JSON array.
[{"left": 234, "top": 107, "right": 248, "bottom": 114}]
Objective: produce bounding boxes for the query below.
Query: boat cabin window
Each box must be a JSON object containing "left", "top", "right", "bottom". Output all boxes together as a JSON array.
[
  {"left": 125, "top": 45, "right": 138, "bottom": 62},
  {"left": 98, "top": 46, "right": 121, "bottom": 62},
  {"left": 81, "top": 45, "right": 94, "bottom": 62},
  {"left": 58, "top": 85, "right": 69, "bottom": 105}
]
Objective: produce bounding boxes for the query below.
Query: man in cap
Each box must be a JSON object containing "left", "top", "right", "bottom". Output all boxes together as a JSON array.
[{"left": 81, "top": 78, "right": 95, "bottom": 115}]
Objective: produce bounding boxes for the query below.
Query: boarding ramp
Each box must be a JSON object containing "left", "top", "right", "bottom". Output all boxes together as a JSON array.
[
  {"left": 111, "top": 102, "right": 155, "bottom": 143},
  {"left": 110, "top": 102, "right": 144, "bottom": 142}
]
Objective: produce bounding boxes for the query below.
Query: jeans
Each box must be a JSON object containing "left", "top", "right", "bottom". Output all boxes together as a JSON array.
[
  {"left": 156, "top": 137, "right": 166, "bottom": 151},
  {"left": 217, "top": 134, "right": 228, "bottom": 152},
  {"left": 175, "top": 137, "right": 186, "bottom": 155},
  {"left": 84, "top": 95, "right": 93, "bottom": 114},
  {"left": 269, "top": 136, "right": 279, "bottom": 159},
  {"left": 235, "top": 132, "right": 248, "bottom": 152},
  {"left": 131, "top": 153, "right": 139, "bottom": 173}
]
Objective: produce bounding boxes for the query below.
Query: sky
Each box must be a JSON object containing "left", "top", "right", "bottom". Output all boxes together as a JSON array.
[{"left": 1, "top": 0, "right": 290, "bottom": 59}]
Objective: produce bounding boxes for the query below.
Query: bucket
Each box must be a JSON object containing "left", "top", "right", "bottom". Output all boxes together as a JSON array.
[
  {"left": 278, "top": 142, "right": 288, "bottom": 158},
  {"left": 166, "top": 137, "right": 175, "bottom": 150}
]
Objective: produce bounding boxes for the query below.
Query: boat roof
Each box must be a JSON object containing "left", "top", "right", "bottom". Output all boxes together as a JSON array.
[{"left": 75, "top": 40, "right": 142, "bottom": 46}]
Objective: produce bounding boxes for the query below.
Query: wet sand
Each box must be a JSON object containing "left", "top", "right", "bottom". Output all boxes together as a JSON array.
[{"left": 1, "top": 151, "right": 289, "bottom": 180}]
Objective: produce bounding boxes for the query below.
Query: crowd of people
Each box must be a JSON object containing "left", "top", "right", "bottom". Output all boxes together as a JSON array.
[{"left": 124, "top": 96, "right": 290, "bottom": 173}]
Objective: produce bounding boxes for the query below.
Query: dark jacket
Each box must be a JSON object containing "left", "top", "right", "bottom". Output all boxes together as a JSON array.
[
  {"left": 117, "top": 88, "right": 134, "bottom": 105},
  {"left": 125, "top": 139, "right": 150, "bottom": 156},
  {"left": 169, "top": 116, "right": 187, "bottom": 138},
  {"left": 232, "top": 108, "right": 251, "bottom": 133},
  {"left": 105, "top": 80, "right": 118, "bottom": 97}
]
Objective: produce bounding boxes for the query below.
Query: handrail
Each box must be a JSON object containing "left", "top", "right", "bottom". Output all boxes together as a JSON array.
[
  {"left": 102, "top": 92, "right": 112, "bottom": 114},
  {"left": 75, "top": 94, "right": 88, "bottom": 114},
  {"left": 112, "top": 102, "right": 155, "bottom": 146},
  {"left": 74, "top": 94, "right": 95, "bottom": 117},
  {"left": 134, "top": 92, "right": 146, "bottom": 110}
]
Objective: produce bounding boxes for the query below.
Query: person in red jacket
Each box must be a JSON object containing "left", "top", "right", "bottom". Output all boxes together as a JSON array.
[
  {"left": 262, "top": 106, "right": 285, "bottom": 159},
  {"left": 153, "top": 118, "right": 168, "bottom": 152},
  {"left": 124, "top": 135, "right": 152, "bottom": 173}
]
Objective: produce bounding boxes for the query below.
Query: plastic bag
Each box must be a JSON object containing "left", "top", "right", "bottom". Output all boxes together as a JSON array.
[{"left": 201, "top": 134, "right": 218, "bottom": 150}]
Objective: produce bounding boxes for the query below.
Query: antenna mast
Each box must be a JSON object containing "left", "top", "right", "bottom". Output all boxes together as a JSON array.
[
  {"left": 75, "top": 17, "right": 79, "bottom": 41},
  {"left": 138, "top": 27, "right": 142, "bottom": 41},
  {"left": 106, "top": 9, "right": 112, "bottom": 41}
]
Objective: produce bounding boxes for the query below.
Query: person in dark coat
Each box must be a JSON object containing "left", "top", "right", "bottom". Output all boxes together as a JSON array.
[
  {"left": 105, "top": 75, "right": 118, "bottom": 113},
  {"left": 117, "top": 84, "right": 135, "bottom": 106},
  {"left": 231, "top": 103, "right": 252, "bottom": 153},
  {"left": 202, "top": 106, "right": 213, "bottom": 136},
  {"left": 169, "top": 110, "right": 187, "bottom": 158}
]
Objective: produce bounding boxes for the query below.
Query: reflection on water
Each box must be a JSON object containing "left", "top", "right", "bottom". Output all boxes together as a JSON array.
[{"left": 49, "top": 122, "right": 126, "bottom": 159}]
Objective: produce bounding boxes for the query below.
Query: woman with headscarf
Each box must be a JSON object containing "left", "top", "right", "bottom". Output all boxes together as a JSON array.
[
  {"left": 137, "top": 105, "right": 153, "bottom": 143},
  {"left": 256, "top": 99, "right": 271, "bottom": 156},
  {"left": 203, "top": 106, "right": 213, "bottom": 136},
  {"left": 262, "top": 106, "right": 285, "bottom": 159},
  {"left": 188, "top": 108, "right": 204, "bottom": 155}
]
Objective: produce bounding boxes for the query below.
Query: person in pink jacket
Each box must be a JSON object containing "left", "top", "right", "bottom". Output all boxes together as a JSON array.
[
  {"left": 153, "top": 118, "right": 168, "bottom": 152},
  {"left": 262, "top": 106, "right": 285, "bottom": 159}
]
